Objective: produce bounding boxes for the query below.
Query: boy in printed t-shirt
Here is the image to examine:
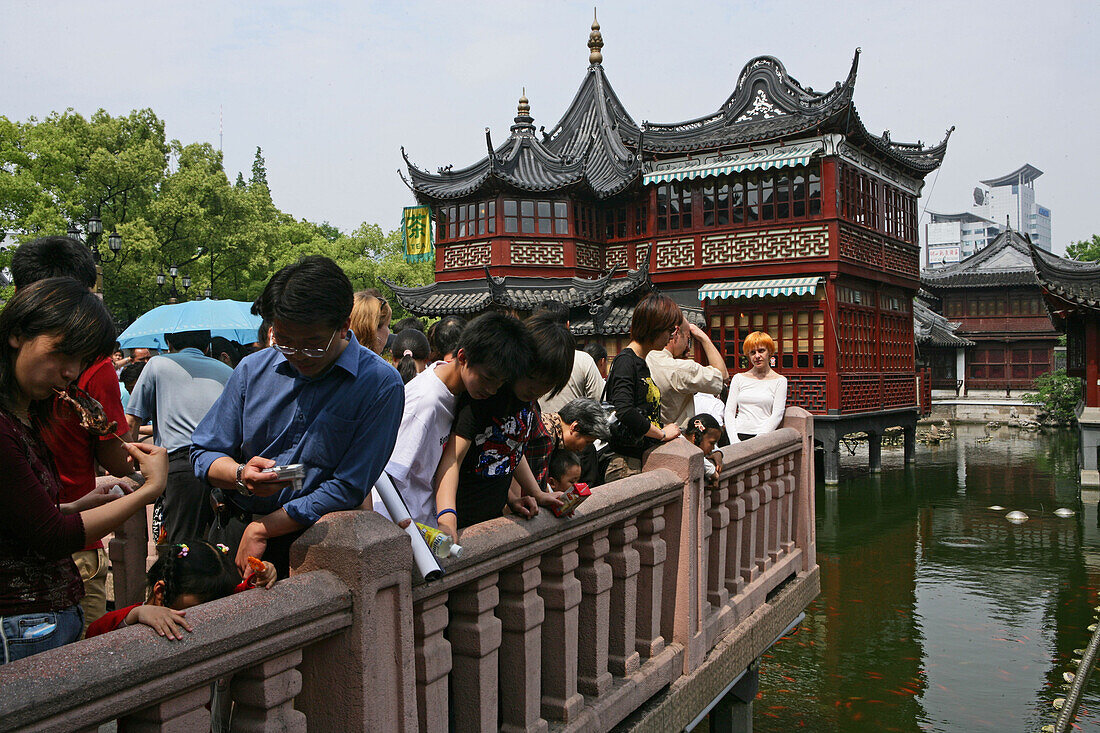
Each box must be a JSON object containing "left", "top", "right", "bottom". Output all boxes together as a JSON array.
[
  {"left": 382, "top": 313, "right": 535, "bottom": 528},
  {"left": 434, "top": 313, "right": 574, "bottom": 541}
]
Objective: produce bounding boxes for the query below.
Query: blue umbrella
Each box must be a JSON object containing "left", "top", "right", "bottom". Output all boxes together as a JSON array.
[{"left": 117, "top": 300, "right": 262, "bottom": 350}]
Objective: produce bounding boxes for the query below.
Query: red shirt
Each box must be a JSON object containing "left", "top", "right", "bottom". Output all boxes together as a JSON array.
[
  {"left": 86, "top": 580, "right": 253, "bottom": 637},
  {"left": 42, "top": 357, "right": 129, "bottom": 550}
]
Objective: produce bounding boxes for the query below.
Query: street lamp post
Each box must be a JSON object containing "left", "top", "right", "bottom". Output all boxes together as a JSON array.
[
  {"left": 156, "top": 265, "right": 191, "bottom": 304},
  {"left": 68, "top": 215, "right": 122, "bottom": 294}
]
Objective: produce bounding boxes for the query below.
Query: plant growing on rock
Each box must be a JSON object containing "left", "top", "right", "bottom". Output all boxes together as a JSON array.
[{"left": 1022, "top": 369, "right": 1082, "bottom": 424}]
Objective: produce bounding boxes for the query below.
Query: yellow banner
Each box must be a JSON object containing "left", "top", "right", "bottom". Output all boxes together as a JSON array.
[{"left": 402, "top": 206, "right": 433, "bottom": 263}]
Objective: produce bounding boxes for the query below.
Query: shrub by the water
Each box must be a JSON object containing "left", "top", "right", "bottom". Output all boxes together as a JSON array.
[{"left": 1022, "top": 369, "right": 1082, "bottom": 424}]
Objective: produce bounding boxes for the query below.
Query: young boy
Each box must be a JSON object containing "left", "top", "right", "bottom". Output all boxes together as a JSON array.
[
  {"left": 434, "top": 313, "right": 574, "bottom": 540},
  {"left": 383, "top": 313, "right": 534, "bottom": 528},
  {"left": 547, "top": 449, "right": 583, "bottom": 496}
]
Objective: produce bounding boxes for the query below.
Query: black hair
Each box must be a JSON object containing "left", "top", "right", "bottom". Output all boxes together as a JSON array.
[
  {"left": 582, "top": 341, "right": 607, "bottom": 364},
  {"left": 391, "top": 328, "right": 430, "bottom": 384},
  {"left": 457, "top": 313, "right": 534, "bottom": 383},
  {"left": 11, "top": 236, "right": 97, "bottom": 289},
  {"left": 524, "top": 312, "right": 575, "bottom": 398},
  {"left": 429, "top": 315, "right": 466, "bottom": 361},
  {"left": 533, "top": 299, "right": 570, "bottom": 325},
  {"left": 164, "top": 329, "right": 211, "bottom": 353},
  {"left": 0, "top": 278, "right": 116, "bottom": 422},
  {"left": 256, "top": 319, "right": 271, "bottom": 347},
  {"left": 684, "top": 413, "right": 722, "bottom": 443},
  {"left": 549, "top": 448, "right": 582, "bottom": 482},
  {"left": 147, "top": 540, "right": 240, "bottom": 607},
  {"left": 257, "top": 256, "right": 353, "bottom": 329},
  {"left": 392, "top": 316, "right": 425, "bottom": 334},
  {"left": 210, "top": 336, "right": 244, "bottom": 367},
  {"left": 120, "top": 362, "right": 146, "bottom": 393}
]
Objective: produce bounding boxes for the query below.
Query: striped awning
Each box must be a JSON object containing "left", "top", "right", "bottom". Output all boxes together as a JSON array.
[
  {"left": 698, "top": 276, "right": 823, "bottom": 301},
  {"left": 643, "top": 141, "right": 824, "bottom": 185}
]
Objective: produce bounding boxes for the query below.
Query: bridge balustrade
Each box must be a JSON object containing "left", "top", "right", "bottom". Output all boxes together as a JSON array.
[{"left": 0, "top": 408, "right": 818, "bottom": 732}]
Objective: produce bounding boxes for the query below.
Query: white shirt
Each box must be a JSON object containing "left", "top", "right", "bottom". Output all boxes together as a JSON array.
[
  {"left": 694, "top": 392, "right": 725, "bottom": 427},
  {"left": 724, "top": 372, "right": 787, "bottom": 441},
  {"left": 376, "top": 362, "right": 456, "bottom": 527},
  {"left": 646, "top": 348, "right": 725, "bottom": 428},
  {"left": 539, "top": 349, "right": 605, "bottom": 413}
]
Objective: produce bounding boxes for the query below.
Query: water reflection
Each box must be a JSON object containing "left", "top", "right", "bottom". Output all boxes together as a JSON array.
[{"left": 757, "top": 425, "right": 1099, "bottom": 732}]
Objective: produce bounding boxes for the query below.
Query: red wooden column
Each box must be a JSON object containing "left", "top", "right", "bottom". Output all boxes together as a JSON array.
[{"left": 824, "top": 274, "right": 841, "bottom": 412}]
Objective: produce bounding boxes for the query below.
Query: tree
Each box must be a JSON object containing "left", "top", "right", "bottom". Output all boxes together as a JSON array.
[
  {"left": 250, "top": 146, "right": 268, "bottom": 187},
  {"left": 1022, "top": 369, "right": 1082, "bottom": 424},
  {"left": 1066, "top": 234, "right": 1100, "bottom": 262}
]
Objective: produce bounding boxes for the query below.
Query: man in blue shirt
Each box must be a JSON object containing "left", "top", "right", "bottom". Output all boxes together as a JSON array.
[
  {"left": 191, "top": 256, "right": 404, "bottom": 576},
  {"left": 126, "top": 329, "right": 233, "bottom": 545}
]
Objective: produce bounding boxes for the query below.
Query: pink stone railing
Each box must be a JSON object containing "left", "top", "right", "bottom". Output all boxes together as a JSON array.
[{"left": 0, "top": 408, "right": 817, "bottom": 732}]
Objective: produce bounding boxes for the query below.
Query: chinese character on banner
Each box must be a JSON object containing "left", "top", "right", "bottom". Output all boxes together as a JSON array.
[{"left": 402, "top": 206, "right": 433, "bottom": 263}]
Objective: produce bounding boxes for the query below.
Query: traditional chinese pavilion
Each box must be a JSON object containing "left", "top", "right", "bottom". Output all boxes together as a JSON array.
[
  {"left": 1031, "top": 245, "right": 1100, "bottom": 486},
  {"left": 392, "top": 17, "right": 952, "bottom": 482},
  {"left": 921, "top": 228, "right": 1058, "bottom": 395}
]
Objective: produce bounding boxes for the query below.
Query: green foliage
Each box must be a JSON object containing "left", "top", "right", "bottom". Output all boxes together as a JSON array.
[
  {"left": 1066, "top": 234, "right": 1100, "bottom": 262},
  {"left": 1021, "top": 369, "right": 1082, "bottom": 423},
  {"left": 0, "top": 109, "right": 434, "bottom": 326}
]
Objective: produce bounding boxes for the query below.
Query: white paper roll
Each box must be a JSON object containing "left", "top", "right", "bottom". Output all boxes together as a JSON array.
[{"left": 374, "top": 472, "right": 444, "bottom": 581}]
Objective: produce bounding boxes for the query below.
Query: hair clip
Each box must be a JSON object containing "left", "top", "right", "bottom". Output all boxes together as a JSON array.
[
  {"left": 177, "top": 544, "right": 190, "bottom": 558},
  {"left": 402, "top": 349, "right": 413, "bottom": 357},
  {"left": 692, "top": 419, "right": 705, "bottom": 433},
  {"left": 216, "top": 543, "right": 230, "bottom": 554}
]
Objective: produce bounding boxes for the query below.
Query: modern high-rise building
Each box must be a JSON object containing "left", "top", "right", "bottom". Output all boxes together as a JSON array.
[{"left": 924, "top": 163, "right": 1052, "bottom": 269}]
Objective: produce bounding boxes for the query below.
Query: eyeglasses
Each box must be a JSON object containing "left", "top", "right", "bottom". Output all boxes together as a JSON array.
[{"left": 272, "top": 329, "right": 339, "bottom": 358}]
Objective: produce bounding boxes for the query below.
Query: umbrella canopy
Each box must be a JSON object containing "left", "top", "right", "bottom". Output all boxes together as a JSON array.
[{"left": 117, "top": 300, "right": 262, "bottom": 350}]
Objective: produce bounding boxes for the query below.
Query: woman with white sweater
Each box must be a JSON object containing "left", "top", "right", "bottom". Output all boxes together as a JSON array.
[{"left": 724, "top": 331, "right": 787, "bottom": 442}]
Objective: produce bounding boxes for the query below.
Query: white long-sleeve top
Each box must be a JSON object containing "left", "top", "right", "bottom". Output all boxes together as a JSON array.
[{"left": 723, "top": 372, "right": 788, "bottom": 442}]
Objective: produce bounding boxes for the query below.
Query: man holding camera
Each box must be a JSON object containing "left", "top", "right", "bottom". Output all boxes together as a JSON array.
[
  {"left": 191, "top": 257, "right": 404, "bottom": 576},
  {"left": 125, "top": 329, "right": 233, "bottom": 545}
]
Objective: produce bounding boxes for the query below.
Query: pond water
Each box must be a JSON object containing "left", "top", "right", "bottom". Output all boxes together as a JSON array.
[{"left": 756, "top": 424, "right": 1100, "bottom": 732}]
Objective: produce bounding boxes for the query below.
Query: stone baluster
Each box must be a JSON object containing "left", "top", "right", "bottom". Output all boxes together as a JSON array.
[
  {"left": 230, "top": 650, "right": 307, "bottom": 732},
  {"left": 725, "top": 489, "right": 746, "bottom": 601},
  {"left": 413, "top": 593, "right": 452, "bottom": 733},
  {"left": 634, "top": 505, "right": 666, "bottom": 659},
  {"left": 450, "top": 574, "right": 503, "bottom": 732},
  {"left": 497, "top": 558, "right": 547, "bottom": 733},
  {"left": 538, "top": 542, "right": 584, "bottom": 721},
  {"left": 109, "top": 508, "right": 150, "bottom": 609},
  {"left": 707, "top": 480, "right": 730, "bottom": 612},
  {"left": 700, "top": 488, "right": 714, "bottom": 613},
  {"left": 753, "top": 474, "right": 774, "bottom": 575},
  {"left": 780, "top": 457, "right": 797, "bottom": 554},
  {"left": 606, "top": 518, "right": 641, "bottom": 677},
  {"left": 576, "top": 529, "right": 613, "bottom": 698},
  {"left": 767, "top": 461, "right": 785, "bottom": 565},
  {"left": 118, "top": 687, "right": 210, "bottom": 732},
  {"left": 740, "top": 476, "right": 761, "bottom": 587}
]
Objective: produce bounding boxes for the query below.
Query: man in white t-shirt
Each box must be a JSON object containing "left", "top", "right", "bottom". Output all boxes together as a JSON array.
[
  {"left": 647, "top": 317, "right": 728, "bottom": 428},
  {"left": 376, "top": 313, "right": 537, "bottom": 527}
]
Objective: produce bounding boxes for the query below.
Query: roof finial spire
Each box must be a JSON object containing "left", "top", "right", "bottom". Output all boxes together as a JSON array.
[
  {"left": 517, "top": 87, "right": 530, "bottom": 117},
  {"left": 588, "top": 9, "right": 603, "bottom": 65}
]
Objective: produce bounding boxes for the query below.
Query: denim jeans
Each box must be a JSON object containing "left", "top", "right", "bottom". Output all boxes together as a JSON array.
[{"left": 0, "top": 604, "right": 84, "bottom": 665}]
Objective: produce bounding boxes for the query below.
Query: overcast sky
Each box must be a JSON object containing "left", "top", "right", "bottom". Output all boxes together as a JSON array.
[{"left": 3, "top": 0, "right": 1096, "bottom": 254}]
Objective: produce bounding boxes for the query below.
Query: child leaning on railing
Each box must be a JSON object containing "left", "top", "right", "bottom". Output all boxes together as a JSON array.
[{"left": 86, "top": 541, "right": 276, "bottom": 640}]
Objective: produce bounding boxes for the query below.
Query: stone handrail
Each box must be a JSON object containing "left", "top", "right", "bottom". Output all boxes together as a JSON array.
[{"left": 0, "top": 407, "right": 817, "bottom": 732}]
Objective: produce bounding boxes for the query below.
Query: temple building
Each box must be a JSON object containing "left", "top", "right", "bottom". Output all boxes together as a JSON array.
[
  {"left": 1031, "top": 246, "right": 1100, "bottom": 486},
  {"left": 392, "top": 17, "right": 953, "bottom": 483},
  {"left": 921, "top": 228, "right": 1058, "bottom": 395}
]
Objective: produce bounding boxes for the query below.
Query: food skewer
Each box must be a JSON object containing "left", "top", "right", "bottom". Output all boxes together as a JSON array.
[{"left": 53, "top": 386, "right": 127, "bottom": 445}]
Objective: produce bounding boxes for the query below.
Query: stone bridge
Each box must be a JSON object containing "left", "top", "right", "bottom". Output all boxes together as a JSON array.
[{"left": 0, "top": 409, "right": 819, "bottom": 732}]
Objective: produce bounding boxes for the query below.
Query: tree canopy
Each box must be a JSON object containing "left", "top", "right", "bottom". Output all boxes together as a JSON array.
[
  {"left": 0, "top": 108, "right": 431, "bottom": 325},
  {"left": 1066, "top": 234, "right": 1100, "bottom": 262}
]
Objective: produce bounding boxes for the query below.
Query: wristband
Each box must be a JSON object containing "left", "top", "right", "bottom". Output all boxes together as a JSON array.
[{"left": 436, "top": 508, "right": 457, "bottom": 521}]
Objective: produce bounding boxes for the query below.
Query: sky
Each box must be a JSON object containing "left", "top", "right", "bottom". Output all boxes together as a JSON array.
[{"left": 3, "top": 0, "right": 1097, "bottom": 255}]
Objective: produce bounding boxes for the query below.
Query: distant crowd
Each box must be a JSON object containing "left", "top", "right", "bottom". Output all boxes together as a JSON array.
[{"left": 1, "top": 234, "right": 788, "bottom": 669}]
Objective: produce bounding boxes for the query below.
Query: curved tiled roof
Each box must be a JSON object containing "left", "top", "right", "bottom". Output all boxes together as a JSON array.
[
  {"left": 1031, "top": 244, "right": 1100, "bottom": 311},
  {"left": 914, "top": 301, "right": 974, "bottom": 348},
  {"left": 922, "top": 229, "right": 1036, "bottom": 290},
  {"left": 402, "top": 39, "right": 951, "bottom": 203},
  {"left": 387, "top": 248, "right": 653, "bottom": 322}
]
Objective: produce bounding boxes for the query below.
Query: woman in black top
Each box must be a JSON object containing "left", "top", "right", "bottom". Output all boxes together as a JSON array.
[{"left": 602, "top": 294, "right": 685, "bottom": 481}]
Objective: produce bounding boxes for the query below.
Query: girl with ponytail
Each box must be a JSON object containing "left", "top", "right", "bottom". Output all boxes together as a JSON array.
[{"left": 390, "top": 328, "right": 430, "bottom": 384}]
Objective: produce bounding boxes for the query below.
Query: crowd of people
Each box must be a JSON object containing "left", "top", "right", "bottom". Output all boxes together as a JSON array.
[{"left": 0, "top": 234, "right": 790, "bottom": 667}]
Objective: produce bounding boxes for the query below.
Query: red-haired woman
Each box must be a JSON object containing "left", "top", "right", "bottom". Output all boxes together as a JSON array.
[
  {"left": 602, "top": 294, "right": 684, "bottom": 481},
  {"left": 723, "top": 331, "right": 788, "bottom": 442}
]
